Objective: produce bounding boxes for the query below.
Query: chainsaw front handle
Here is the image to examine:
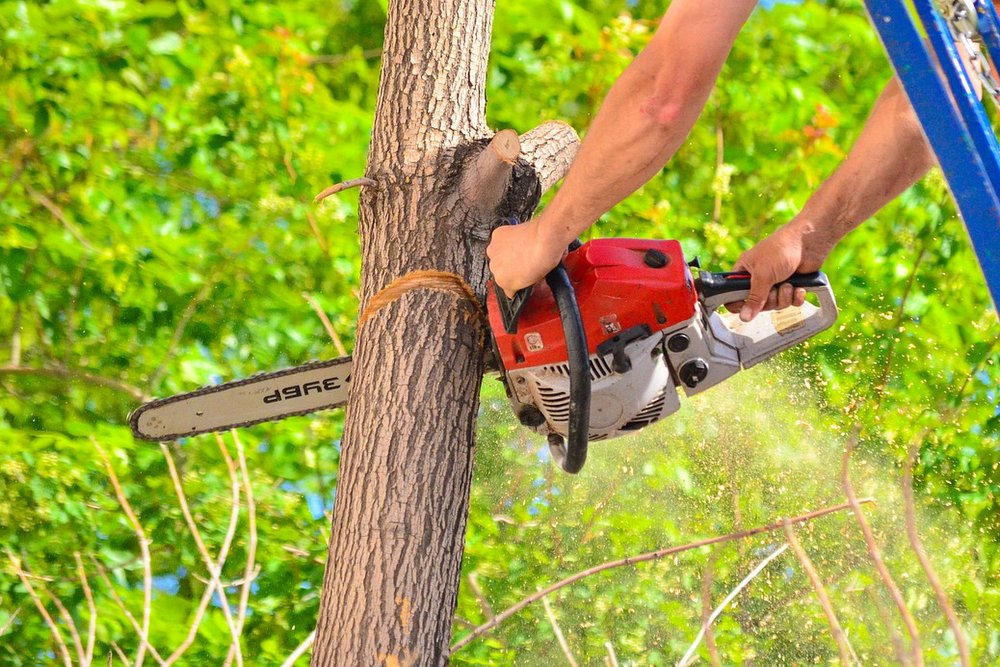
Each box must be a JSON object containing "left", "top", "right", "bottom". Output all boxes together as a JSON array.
[
  {"left": 697, "top": 270, "right": 839, "bottom": 368},
  {"left": 543, "top": 262, "right": 591, "bottom": 474}
]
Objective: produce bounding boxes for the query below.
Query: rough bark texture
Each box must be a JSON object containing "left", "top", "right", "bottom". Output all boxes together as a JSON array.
[{"left": 311, "top": 2, "right": 579, "bottom": 664}]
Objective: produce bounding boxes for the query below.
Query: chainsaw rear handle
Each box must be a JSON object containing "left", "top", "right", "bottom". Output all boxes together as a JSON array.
[
  {"left": 697, "top": 270, "right": 838, "bottom": 367},
  {"left": 696, "top": 270, "right": 829, "bottom": 307}
]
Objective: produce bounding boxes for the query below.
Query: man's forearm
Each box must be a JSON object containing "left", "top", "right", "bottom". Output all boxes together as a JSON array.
[
  {"left": 791, "top": 77, "right": 936, "bottom": 256},
  {"left": 540, "top": 1, "right": 758, "bottom": 246}
]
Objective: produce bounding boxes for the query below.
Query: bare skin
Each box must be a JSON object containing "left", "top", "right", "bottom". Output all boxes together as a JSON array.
[{"left": 487, "top": 1, "right": 938, "bottom": 321}]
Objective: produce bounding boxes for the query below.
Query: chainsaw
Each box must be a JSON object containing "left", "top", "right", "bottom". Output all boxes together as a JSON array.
[{"left": 129, "top": 236, "right": 837, "bottom": 473}]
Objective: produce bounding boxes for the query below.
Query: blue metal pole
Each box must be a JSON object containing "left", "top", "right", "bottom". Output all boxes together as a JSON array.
[
  {"left": 864, "top": 0, "right": 1000, "bottom": 312},
  {"left": 975, "top": 0, "right": 1000, "bottom": 77},
  {"left": 912, "top": 0, "right": 1000, "bottom": 191}
]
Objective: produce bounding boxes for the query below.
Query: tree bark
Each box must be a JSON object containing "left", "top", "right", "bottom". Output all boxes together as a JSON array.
[{"left": 311, "top": 2, "right": 578, "bottom": 665}]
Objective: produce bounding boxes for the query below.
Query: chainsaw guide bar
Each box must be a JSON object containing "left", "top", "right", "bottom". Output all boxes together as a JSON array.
[{"left": 129, "top": 356, "right": 353, "bottom": 441}]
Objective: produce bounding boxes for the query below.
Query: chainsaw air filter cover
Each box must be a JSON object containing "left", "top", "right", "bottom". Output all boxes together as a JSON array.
[{"left": 488, "top": 239, "right": 698, "bottom": 442}]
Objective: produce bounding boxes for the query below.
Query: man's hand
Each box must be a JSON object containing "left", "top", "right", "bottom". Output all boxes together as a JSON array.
[
  {"left": 727, "top": 218, "right": 832, "bottom": 322},
  {"left": 487, "top": 215, "right": 568, "bottom": 297}
]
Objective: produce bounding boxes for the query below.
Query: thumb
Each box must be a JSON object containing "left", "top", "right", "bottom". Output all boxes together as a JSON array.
[{"left": 739, "top": 269, "right": 773, "bottom": 323}]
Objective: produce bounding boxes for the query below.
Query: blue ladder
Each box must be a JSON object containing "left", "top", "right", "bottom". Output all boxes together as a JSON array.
[{"left": 864, "top": 0, "right": 1000, "bottom": 312}]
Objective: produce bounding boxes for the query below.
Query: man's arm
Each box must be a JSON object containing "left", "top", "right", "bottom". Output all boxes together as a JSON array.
[
  {"left": 731, "top": 76, "right": 937, "bottom": 322},
  {"left": 488, "top": 0, "right": 759, "bottom": 296}
]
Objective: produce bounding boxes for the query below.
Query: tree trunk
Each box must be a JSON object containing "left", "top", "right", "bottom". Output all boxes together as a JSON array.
[{"left": 311, "top": 1, "right": 578, "bottom": 664}]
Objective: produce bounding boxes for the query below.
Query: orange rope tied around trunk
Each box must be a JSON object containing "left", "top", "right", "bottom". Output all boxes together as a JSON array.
[{"left": 358, "top": 270, "right": 488, "bottom": 346}]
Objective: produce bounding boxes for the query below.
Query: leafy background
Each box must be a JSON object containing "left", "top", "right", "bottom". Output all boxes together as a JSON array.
[{"left": 1, "top": 0, "right": 998, "bottom": 664}]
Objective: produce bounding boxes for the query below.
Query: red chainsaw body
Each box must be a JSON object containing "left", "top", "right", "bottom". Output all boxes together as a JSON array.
[{"left": 487, "top": 238, "right": 698, "bottom": 371}]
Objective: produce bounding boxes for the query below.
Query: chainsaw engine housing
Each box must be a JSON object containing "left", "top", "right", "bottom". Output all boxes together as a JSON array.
[{"left": 489, "top": 239, "right": 701, "bottom": 441}]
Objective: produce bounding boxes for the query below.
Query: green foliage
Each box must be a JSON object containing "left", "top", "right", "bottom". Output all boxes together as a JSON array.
[{"left": 1, "top": 0, "right": 998, "bottom": 664}]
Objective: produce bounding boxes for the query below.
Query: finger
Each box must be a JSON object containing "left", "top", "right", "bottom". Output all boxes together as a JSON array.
[
  {"left": 792, "top": 287, "right": 807, "bottom": 307},
  {"left": 764, "top": 288, "right": 779, "bottom": 312},
  {"left": 739, "top": 270, "right": 773, "bottom": 323},
  {"left": 777, "top": 283, "right": 794, "bottom": 310},
  {"left": 724, "top": 300, "right": 744, "bottom": 314}
]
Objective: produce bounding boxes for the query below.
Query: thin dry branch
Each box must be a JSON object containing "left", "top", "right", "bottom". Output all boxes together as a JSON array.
[
  {"left": 783, "top": 519, "right": 853, "bottom": 665},
  {"left": 304, "top": 211, "right": 329, "bottom": 256},
  {"left": 314, "top": 177, "right": 377, "bottom": 203},
  {"left": 27, "top": 185, "right": 97, "bottom": 252},
  {"left": 112, "top": 641, "right": 134, "bottom": 667},
  {"left": 0, "top": 607, "right": 21, "bottom": 637},
  {"left": 45, "top": 585, "right": 86, "bottom": 666},
  {"left": 451, "top": 499, "right": 873, "bottom": 652},
  {"left": 604, "top": 642, "right": 619, "bottom": 667},
  {"left": 225, "top": 431, "right": 259, "bottom": 667},
  {"left": 308, "top": 48, "right": 382, "bottom": 67},
  {"left": 903, "top": 444, "right": 970, "bottom": 667},
  {"left": 841, "top": 430, "right": 922, "bottom": 666},
  {"left": 160, "top": 443, "right": 244, "bottom": 666},
  {"left": 699, "top": 549, "right": 722, "bottom": 667},
  {"left": 150, "top": 279, "right": 217, "bottom": 386},
  {"left": 279, "top": 630, "right": 316, "bottom": 667},
  {"left": 94, "top": 439, "right": 154, "bottom": 667},
  {"left": 302, "top": 292, "right": 348, "bottom": 356},
  {"left": 541, "top": 593, "right": 578, "bottom": 667},
  {"left": 0, "top": 365, "right": 147, "bottom": 401},
  {"left": 678, "top": 544, "right": 790, "bottom": 667},
  {"left": 6, "top": 551, "right": 73, "bottom": 667},
  {"left": 88, "top": 559, "right": 166, "bottom": 666},
  {"left": 75, "top": 552, "right": 98, "bottom": 667}
]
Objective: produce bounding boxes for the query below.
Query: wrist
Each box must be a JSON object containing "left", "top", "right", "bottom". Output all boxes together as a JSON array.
[
  {"left": 532, "top": 209, "right": 577, "bottom": 253},
  {"left": 783, "top": 217, "right": 835, "bottom": 269}
]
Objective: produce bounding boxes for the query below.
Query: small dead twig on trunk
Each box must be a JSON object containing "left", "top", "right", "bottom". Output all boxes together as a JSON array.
[{"left": 314, "top": 177, "right": 377, "bottom": 203}]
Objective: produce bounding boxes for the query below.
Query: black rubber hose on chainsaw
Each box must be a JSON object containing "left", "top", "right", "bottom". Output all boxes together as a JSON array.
[{"left": 545, "top": 263, "right": 591, "bottom": 474}]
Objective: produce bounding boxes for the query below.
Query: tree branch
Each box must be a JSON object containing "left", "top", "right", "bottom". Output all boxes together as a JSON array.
[
  {"left": 841, "top": 429, "right": 922, "bottom": 666},
  {"left": 94, "top": 439, "right": 155, "bottom": 667},
  {"left": 450, "top": 499, "right": 874, "bottom": 653},
  {"left": 678, "top": 544, "right": 790, "bottom": 667},
  {"left": 540, "top": 592, "right": 578, "bottom": 667},
  {"left": 6, "top": 551, "right": 73, "bottom": 667},
  {"left": 26, "top": 185, "right": 97, "bottom": 252},
  {"left": 0, "top": 364, "right": 147, "bottom": 401},
  {"left": 903, "top": 445, "right": 970, "bottom": 667},
  {"left": 224, "top": 431, "right": 258, "bottom": 667},
  {"left": 149, "top": 279, "right": 217, "bottom": 387},
  {"left": 782, "top": 519, "right": 854, "bottom": 665},
  {"left": 699, "top": 549, "right": 722, "bottom": 667},
  {"left": 302, "top": 292, "right": 349, "bottom": 356},
  {"left": 314, "top": 177, "right": 378, "bottom": 203},
  {"left": 88, "top": 559, "right": 166, "bottom": 666},
  {"left": 279, "top": 630, "right": 316, "bottom": 667},
  {"left": 75, "top": 553, "right": 97, "bottom": 667},
  {"left": 160, "top": 442, "right": 244, "bottom": 666},
  {"left": 460, "top": 129, "right": 520, "bottom": 213},
  {"left": 518, "top": 121, "right": 580, "bottom": 193}
]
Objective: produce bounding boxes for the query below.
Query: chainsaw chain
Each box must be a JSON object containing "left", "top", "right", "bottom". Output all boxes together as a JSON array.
[{"left": 128, "top": 356, "right": 353, "bottom": 441}]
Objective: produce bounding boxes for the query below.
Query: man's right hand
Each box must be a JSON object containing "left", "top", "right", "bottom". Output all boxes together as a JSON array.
[
  {"left": 486, "top": 215, "right": 568, "bottom": 297},
  {"left": 726, "top": 218, "right": 832, "bottom": 321}
]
